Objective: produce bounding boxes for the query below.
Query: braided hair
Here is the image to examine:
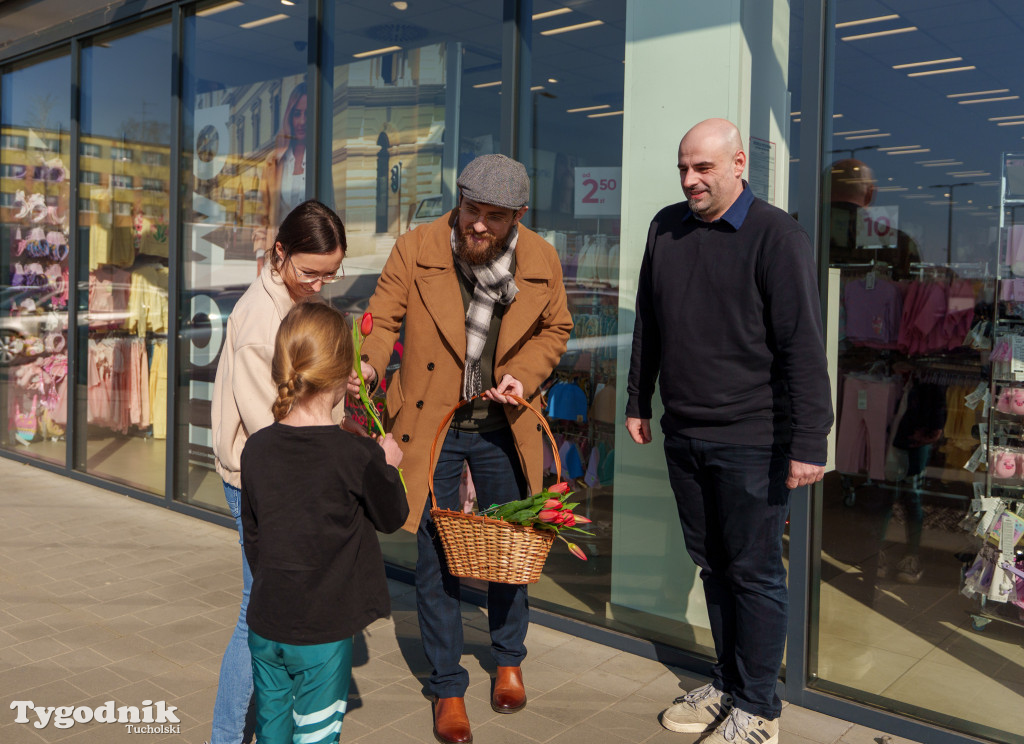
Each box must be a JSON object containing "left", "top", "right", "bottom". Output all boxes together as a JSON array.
[{"left": 271, "top": 302, "right": 353, "bottom": 421}]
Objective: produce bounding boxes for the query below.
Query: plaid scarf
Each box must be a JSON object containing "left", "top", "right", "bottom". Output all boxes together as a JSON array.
[{"left": 451, "top": 226, "right": 519, "bottom": 399}]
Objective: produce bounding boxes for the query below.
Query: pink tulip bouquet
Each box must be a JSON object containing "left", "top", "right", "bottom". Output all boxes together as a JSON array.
[{"left": 478, "top": 481, "right": 593, "bottom": 560}]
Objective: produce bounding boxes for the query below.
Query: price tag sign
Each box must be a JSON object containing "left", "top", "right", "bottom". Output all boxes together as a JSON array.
[
  {"left": 574, "top": 167, "right": 621, "bottom": 218},
  {"left": 1013, "top": 335, "right": 1024, "bottom": 377},
  {"left": 856, "top": 206, "right": 899, "bottom": 249}
]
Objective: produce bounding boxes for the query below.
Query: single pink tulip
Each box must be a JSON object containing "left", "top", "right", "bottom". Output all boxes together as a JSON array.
[
  {"left": 573, "top": 514, "right": 592, "bottom": 524},
  {"left": 543, "top": 498, "right": 562, "bottom": 509},
  {"left": 537, "top": 509, "right": 561, "bottom": 523},
  {"left": 548, "top": 481, "right": 570, "bottom": 494},
  {"left": 567, "top": 542, "right": 587, "bottom": 561},
  {"left": 556, "top": 512, "right": 576, "bottom": 527},
  {"left": 360, "top": 312, "right": 373, "bottom": 336}
]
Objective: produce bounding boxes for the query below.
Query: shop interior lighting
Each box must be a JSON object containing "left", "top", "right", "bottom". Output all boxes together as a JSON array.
[
  {"left": 841, "top": 26, "right": 917, "bottom": 42},
  {"left": 541, "top": 20, "right": 604, "bottom": 36},
  {"left": 959, "top": 95, "right": 1019, "bottom": 104},
  {"left": 887, "top": 148, "right": 931, "bottom": 154},
  {"left": 835, "top": 14, "right": 899, "bottom": 28},
  {"left": 391, "top": 1, "right": 409, "bottom": 9},
  {"left": 533, "top": 8, "right": 572, "bottom": 20},
  {"left": 353, "top": 45, "right": 402, "bottom": 58},
  {"left": 918, "top": 160, "right": 963, "bottom": 166},
  {"left": 948, "top": 171, "right": 990, "bottom": 177},
  {"left": 876, "top": 186, "right": 908, "bottom": 191},
  {"left": 893, "top": 57, "right": 962, "bottom": 69},
  {"left": 530, "top": 85, "right": 545, "bottom": 91},
  {"left": 834, "top": 128, "right": 879, "bottom": 136},
  {"left": 281, "top": 0, "right": 295, "bottom": 5},
  {"left": 906, "top": 66, "right": 975, "bottom": 77},
  {"left": 241, "top": 13, "right": 289, "bottom": 29},
  {"left": 790, "top": 111, "right": 801, "bottom": 116},
  {"left": 568, "top": 104, "right": 610, "bottom": 113},
  {"left": 948, "top": 89, "right": 1009, "bottom": 98},
  {"left": 833, "top": 113, "right": 843, "bottom": 118},
  {"left": 997, "top": 121, "right": 1024, "bottom": 126},
  {"left": 845, "top": 132, "right": 891, "bottom": 140},
  {"left": 988, "top": 114, "right": 1024, "bottom": 121},
  {"left": 588, "top": 110, "right": 624, "bottom": 118},
  {"left": 879, "top": 145, "right": 921, "bottom": 151},
  {"left": 472, "top": 80, "right": 501, "bottom": 88},
  {"left": 197, "top": 1, "right": 242, "bottom": 17}
]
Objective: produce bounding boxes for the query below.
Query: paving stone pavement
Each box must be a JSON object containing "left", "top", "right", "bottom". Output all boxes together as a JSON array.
[{"left": 0, "top": 457, "right": 923, "bottom": 744}]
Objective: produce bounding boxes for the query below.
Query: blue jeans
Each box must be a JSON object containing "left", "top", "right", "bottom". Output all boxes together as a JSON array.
[
  {"left": 663, "top": 434, "right": 790, "bottom": 720},
  {"left": 211, "top": 481, "right": 254, "bottom": 744},
  {"left": 417, "top": 426, "right": 530, "bottom": 698}
]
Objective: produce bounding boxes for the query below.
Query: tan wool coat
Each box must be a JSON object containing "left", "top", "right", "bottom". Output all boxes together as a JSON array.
[{"left": 361, "top": 212, "right": 573, "bottom": 533}]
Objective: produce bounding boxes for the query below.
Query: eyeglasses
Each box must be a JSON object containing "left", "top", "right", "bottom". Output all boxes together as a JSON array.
[
  {"left": 460, "top": 202, "right": 516, "bottom": 229},
  {"left": 290, "top": 259, "right": 345, "bottom": 285}
]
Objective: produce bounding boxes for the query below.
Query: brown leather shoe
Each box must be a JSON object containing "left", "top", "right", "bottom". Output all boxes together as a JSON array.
[
  {"left": 491, "top": 665, "right": 527, "bottom": 713},
  {"left": 433, "top": 696, "right": 472, "bottom": 744}
]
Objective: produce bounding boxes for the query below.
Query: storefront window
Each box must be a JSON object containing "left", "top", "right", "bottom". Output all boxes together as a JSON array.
[
  {"left": 176, "top": 0, "right": 308, "bottom": 513},
  {"left": 815, "top": 2, "right": 1024, "bottom": 739},
  {"left": 517, "top": 0, "right": 625, "bottom": 626},
  {"left": 73, "top": 20, "right": 171, "bottom": 493},
  {"left": 324, "top": 0, "right": 505, "bottom": 563},
  {"left": 0, "top": 53, "right": 71, "bottom": 465}
]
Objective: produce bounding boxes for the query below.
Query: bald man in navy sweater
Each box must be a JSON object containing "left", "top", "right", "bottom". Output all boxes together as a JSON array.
[{"left": 626, "top": 119, "right": 833, "bottom": 744}]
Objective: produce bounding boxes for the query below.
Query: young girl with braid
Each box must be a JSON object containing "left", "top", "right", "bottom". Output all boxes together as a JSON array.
[{"left": 239, "top": 302, "right": 407, "bottom": 744}]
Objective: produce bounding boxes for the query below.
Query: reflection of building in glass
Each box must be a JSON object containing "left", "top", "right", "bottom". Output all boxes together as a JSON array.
[{"left": 331, "top": 44, "right": 446, "bottom": 258}]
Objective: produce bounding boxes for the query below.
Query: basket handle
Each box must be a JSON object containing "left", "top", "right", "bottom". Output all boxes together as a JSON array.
[{"left": 428, "top": 393, "right": 562, "bottom": 510}]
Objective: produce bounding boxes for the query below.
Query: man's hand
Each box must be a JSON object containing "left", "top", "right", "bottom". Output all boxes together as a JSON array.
[
  {"left": 625, "top": 417, "right": 652, "bottom": 445},
  {"left": 347, "top": 361, "right": 377, "bottom": 398},
  {"left": 787, "top": 460, "right": 825, "bottom": 490},
  {"left": 482, "top": 374, "right": 524, "bottom": 405}
]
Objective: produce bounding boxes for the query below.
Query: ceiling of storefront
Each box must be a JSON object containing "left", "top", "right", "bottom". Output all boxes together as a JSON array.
[{"left": 0, "top": 0, "right": 171, "bottom": 58}]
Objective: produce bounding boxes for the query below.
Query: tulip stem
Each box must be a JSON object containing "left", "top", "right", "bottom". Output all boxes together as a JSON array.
[{"left": 352, "top": 319, "right": 406, "bottom": 492}]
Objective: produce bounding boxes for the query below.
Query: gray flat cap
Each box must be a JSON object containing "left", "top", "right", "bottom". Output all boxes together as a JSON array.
[{"left": 457, "top": 154, "right": 530, "bottom": 209}]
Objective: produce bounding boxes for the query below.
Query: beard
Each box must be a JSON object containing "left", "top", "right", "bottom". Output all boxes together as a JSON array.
[
  {"left": 686, "top": 189, "right": 714, "bottom": 217},
  {"left": 455, "top": 225, "right": 513, "bottom": 265}
]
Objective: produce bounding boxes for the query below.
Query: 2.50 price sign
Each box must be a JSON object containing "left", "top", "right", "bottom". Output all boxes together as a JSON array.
[{"left": 574, "top": 166, "right": 622, "bottom": 218}]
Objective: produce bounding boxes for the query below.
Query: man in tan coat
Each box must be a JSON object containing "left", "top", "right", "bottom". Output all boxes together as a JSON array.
[{"left": 354, "top": 154, "right": 571, "bottom": 744}]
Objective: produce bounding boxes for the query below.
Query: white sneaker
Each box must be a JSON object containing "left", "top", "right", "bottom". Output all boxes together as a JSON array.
[
  {"left": 660, "top": 682, "right": 733, "bottom": 733},
  {"left": 703, "top": 706, "right": 779, "bottom": 744}
]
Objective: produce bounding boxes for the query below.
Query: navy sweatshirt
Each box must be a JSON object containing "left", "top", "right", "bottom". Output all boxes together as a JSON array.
[{"left": 626, "top": 186, "right": 833, "bottom": 464}]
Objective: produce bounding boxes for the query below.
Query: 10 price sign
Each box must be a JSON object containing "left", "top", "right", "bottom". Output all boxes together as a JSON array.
[{"left": 574, "top": 167, "right": 622, "bottom": 218}]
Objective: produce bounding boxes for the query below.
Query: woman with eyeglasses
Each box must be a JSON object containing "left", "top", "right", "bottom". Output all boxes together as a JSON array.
[{"left": 209, "top": 198, "right": 346, "bottom": 744}]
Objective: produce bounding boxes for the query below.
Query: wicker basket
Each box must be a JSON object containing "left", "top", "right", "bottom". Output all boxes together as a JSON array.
[{"left": 428, "top": 393, "right": 559, "bottom": 585}]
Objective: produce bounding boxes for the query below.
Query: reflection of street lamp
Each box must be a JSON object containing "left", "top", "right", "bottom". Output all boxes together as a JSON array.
[{"left": 929, "top": 182, "right": 973, "bottom": 264}]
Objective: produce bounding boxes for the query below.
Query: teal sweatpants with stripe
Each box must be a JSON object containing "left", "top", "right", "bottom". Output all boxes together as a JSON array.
[{"left": 249, "top": 631, "right": 353, "bottom": 744}]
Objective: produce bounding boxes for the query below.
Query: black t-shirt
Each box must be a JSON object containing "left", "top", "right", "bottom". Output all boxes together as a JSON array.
[{"left": 240, "top": 423, "right": 408, "bottom": 645}]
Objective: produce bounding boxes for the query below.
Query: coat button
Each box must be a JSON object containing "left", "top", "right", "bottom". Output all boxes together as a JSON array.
[
  {"left": 427, "top": 362, "right": 435, "bottom": 370},
  {"left": 416, "top": 400, "right": 424, "bottom": 408},
  {"left": 536, "top": 423, "right": 542, "bottom": 431},
  {"left": 401, "top": 434, "right": 410, "bottom": 442}
]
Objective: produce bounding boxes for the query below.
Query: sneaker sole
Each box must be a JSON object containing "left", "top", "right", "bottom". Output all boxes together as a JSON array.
[{"left": 659, "top": 714, "right": 718, "bottom": 733}]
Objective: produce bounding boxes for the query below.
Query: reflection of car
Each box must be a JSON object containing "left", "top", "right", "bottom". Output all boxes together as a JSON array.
[
  {"left": 0, "top": 286, "right": 66, "bottom": 365},
  {"left": 407, "top": 195, "right": 444, "bottom": 231}
]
